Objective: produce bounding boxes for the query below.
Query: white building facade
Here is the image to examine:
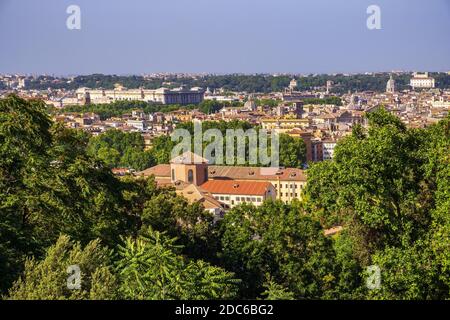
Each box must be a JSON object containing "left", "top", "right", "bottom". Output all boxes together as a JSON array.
[
  {"left": 322, "top": 140, "right": 337, "bottom": 160},
  {"left": 76, "top": 86, "right": 205, "bottom": 105},
  {"left": 410, "top": 72, "right": 435, "bottom": 89}
]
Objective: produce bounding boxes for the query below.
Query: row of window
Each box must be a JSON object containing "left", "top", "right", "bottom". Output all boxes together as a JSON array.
[
  {"left": 278, "top": 184, "right": 303, "bottom": 189},
  {"left": 214, "top": 196, "right": 262, "bottom": 203},
  {"left": 280, "top": 193, "right": 299, "bottom": 198},
  {"left": 236, "top": 196, "right": 262, "bottom": 203},
  {"left": 274, "top": 184, "right": 304, "bottom": 190}
]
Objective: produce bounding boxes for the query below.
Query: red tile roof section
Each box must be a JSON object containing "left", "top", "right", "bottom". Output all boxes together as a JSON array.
[
  {"left": 137, "top": 165, "right": 307, "bottom": 182},
  {"left": 137, "top": 164, "right": 171, "bottom": 177},
  {"left": 200, "top": 180, "right": 272, "bottom": 196}
]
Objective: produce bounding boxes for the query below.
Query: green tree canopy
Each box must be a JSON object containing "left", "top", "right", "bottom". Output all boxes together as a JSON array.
[
  {"left": 218, "top": 201, "right": 335, "bottom": 299},
  {"left": 0, "top": 96, "right": 134, "bottom": 292},
  {"left": 116, "top": 229, "right": 239, "bottom": 300},
  {"left": 305, "top": 108, "right": 450, "bottom": 299},
  {"left": 6, "top": 235, "right": 117, "bottom": 300},
  {"left": 87, "top": 129, "right": 154, "bottom": 170}
]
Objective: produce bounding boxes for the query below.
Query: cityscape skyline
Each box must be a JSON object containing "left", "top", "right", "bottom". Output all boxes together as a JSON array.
[
  {"left": 1, "top": 70, "right": 450, "bottom": 78},
  {"left": 1, "top": 0, "right": 449, "bottom": 306},
  {"left": 1, "top": 0, "right": 449, "bottom": 75}
]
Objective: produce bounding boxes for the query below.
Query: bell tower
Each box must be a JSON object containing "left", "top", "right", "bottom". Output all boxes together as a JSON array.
[{"left": 170, "top": 151, "right": 209, "bottom": 186}]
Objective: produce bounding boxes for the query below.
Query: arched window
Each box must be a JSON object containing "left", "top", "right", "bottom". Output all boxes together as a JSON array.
[{"left": 188, "top": 169, "right": 194, "bottom": 183}]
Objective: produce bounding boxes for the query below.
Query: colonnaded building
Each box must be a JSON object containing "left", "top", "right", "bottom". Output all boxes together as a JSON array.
[
  {"left": 76, "top": 84, "right": 205, "bottom": 105},
  {"left": 410, "top": 72, "right": 436, "bottom": 89}
]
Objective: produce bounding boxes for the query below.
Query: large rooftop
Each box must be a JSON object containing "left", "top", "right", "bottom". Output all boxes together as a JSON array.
[
  {"left": 200, "top": 180, "right": 272, "bottom": 196},
  {"left": 136, "top": 164, "right": 306, "bottom": 182}
]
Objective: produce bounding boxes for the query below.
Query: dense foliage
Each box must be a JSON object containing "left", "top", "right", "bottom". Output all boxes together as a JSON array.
[
  {"left": 87, "top": 130, "right": 154, "bottom": 171},
  {"left": 167, "top": 120, "right": 307, "bottom": 168},
  {"left": 219, "top": 201, "right": 336, "bottom": 298},
  {"left": 62, "top": 100, "right": 237, "bottom": 120},
  {"left": 305, "top": 108, "right": 450, "bottom": 299},
  {"left": 26, "top": 73, "right": 450, "bottom": 93},
  {"left": 83, "top": 119, "right": 307, "bottom": 170}
]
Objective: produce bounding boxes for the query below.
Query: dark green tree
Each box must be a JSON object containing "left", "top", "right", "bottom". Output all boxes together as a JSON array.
[
  {"left": 279, "top": 134, "right": 306, "bottom": 168},
  {"left": 6, "top": 235, "right": 118, "bottom": 300},
  {"left": 116, "top": 229, "right": 239, "bottom": 300},
  {"left": 219, "top": 201, "right": 336, "bottom": 299},
  {"left": 305, "top": 109, "right": 450, "bottom": 299}
]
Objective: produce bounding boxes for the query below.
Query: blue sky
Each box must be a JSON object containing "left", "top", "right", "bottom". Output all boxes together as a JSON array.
[{"left": 0, "top": 0, "right": 449, "bottom": 75}]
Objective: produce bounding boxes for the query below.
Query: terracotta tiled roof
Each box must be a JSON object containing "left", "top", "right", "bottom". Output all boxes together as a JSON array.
[
  {"left": 208, "top": 166, "right": 306, "bottom": 182},
  {"left": 153, "top": 178, "right": 173, "bottom": 188},
  {"left": 136, "top": 164, "right": 171, "bottom": 177},
  {"left": 136, "top": 164, "right": 307, "bottom": 182},
  {"left": 200, "top": 180, "right": 273, "bottom": 196},
  {"left": 286, "top": 128, "right": 306, "bottom": 135},
  {"left": 176, "top": 184, "right": 223, "bottom": 209},
  {"left": 202, "top": 195, "right": 224, "bottom": 210}
]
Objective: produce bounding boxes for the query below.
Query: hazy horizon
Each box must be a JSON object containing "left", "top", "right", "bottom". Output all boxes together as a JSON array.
[
  {"left": 1, "top": 0, "right": 449, "bottom": 75},
  {"left": 2, "top": 70, "right": 450, "bottom": 78}
]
